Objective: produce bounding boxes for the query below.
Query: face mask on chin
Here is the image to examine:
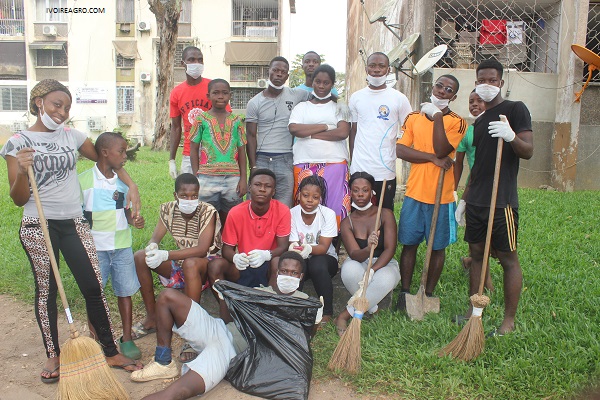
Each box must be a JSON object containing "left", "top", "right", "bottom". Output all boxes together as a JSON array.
[
  {"left": 475, "top": 84, "right": 501, "bottom": 103},
  {"left": 267, "top": 80, "right": 285, "bottom": 90},
  {"left": 185, "top": 63, "right": 204, "bottom": 79},
  {"left": 366, "top": 74, "right": 387, "bottom": 87},
  {"left": 277, "top": 274, "right": 300, "bottom": 294},
  {"left": 177, "top": 197, "right": 199, "bottom": 214},
  {"left": 40, "top": 101, "right": 64, "bottom": 131},
  {"left": 313, "top": 91, "right": 332, "bottom": 100},
  {"left": 430, "top": 94, "right": 450, "bottom": 109}
]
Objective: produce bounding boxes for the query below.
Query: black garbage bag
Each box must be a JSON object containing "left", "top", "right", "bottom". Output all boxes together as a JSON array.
[{"left": 214, "top": 280, "right": 321, "bottom": 400}]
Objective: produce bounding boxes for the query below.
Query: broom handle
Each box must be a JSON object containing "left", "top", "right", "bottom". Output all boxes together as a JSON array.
[
  {"left": 420, "top": 167, "right": 445, "bottom": 287},
  {"left": 27, "top": 166, "right": 78, "bottom": 337},
  {"left": 478, "top": 137, "right": 504, "bottom": 295},
  {"left": 360, "top": 179, "right": 387, "bottom": 293}
]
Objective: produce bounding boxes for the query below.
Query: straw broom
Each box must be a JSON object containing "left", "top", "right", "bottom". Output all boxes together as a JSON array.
[
  {"left": 27, "top": 167, "right": 129, "bottom": 400},
  {"left": 439, "top": 136, "right": 504, "bottom": 362},
  {"left": 328, "top": 180, "right": 387, "bottom": 374}
]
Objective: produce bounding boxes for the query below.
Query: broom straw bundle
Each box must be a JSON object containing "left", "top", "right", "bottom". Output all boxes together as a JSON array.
[
  {"left": 27, "top": 167, "right": 129, "bottom": 400},
  {"left": 328, "top": 180, "right": 387, "bottom": 374},
  {"left": 439, "top": 137, "right": 504, "bottom": 362}
]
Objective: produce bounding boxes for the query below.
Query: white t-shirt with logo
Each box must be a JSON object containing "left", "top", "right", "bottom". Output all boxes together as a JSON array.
[
  {"left": 289, "top": 204, "right": 338, "bottom": 259},
  {"left": 349, "top": 86, "right": 412, "bottom": 181},
  {"left": 288, "top": 100, "right": 348, "bottom": 164}
]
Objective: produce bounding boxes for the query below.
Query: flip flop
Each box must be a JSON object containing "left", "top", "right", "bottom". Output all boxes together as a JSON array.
[
  {"left": 486, "top": 327, "right": 508, "bottom": 338},
  {"left": 110, "top": 360, "right": 143, "bottom": 372},
  {"left": 131, "top": 321, "right": 156, "bottom": 340},
  {"left": 178, "top": 343, "right": 198, "bottom": 363},
  {"left": 40, "top": 365, "right": 60, "bottom": 384}
]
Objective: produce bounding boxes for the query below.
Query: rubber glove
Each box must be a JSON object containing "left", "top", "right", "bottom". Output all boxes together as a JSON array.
[
  {"left": 299, "top": 243, "right": 312, "bottom": 259},
  {"left": 248, "top": 249, "right": 272, "bottom": 268},
  {"left": 168, "top": 159, "right": 178, "bottom": 179},
  {"left": 146, "top": 249, "right": 168, "bottom": 269},
  {"left": 314, "top": 296, "right": 324, "bottom": 325},
  {"left": 213, "top": 279, "right": 224, "bottom": 300},
  {"left": 145, "top": 242, "right": 158, "bottom": 254},
  {"left": 488, "top": 115, "right": 515, "bottom": 142},
  {"left": 455, "top": 199, "right": 466, "bottom": 227},
  {"left": 288, "top": 242, "right": 301, "bottom": 252},
  {"left": 420, "top": 102, "right": 442, "bottom": 118},
  {"left": 232, "top": 253, "right": 250, "bottom": 271}
]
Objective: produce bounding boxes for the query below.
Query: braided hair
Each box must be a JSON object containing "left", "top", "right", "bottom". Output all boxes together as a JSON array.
[{"left": 297, "top": 174, "right": 328, "bottom": 205}]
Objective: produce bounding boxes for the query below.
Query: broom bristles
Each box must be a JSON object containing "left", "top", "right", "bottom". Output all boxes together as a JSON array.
[
  {"left": 58, "top": 336, "right": 129, "bottom": 400},
  {"left": 328, "top": 317, "right": 362, "bottom": 374}
]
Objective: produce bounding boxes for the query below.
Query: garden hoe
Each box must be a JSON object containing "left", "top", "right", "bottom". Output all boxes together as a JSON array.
[{"left": 405, "top": 167, "right": 444, "bottom": 321}]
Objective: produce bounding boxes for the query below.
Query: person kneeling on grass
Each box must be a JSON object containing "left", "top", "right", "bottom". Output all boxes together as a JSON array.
[
  {"left": 131, "top": 251, "right": 322, "bottom": 400},
  {"left": 132, "top": 173, "right": 221, "bottom": 345}
]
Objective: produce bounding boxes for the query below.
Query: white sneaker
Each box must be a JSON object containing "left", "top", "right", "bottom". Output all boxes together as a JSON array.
[{"left": 130, "top": 359, "right": 179, "bottom": 382}]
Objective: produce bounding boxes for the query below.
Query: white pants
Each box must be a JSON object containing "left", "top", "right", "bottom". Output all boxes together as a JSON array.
[{"left": 341, "top": 257, "right": 400, "bottom": 314}]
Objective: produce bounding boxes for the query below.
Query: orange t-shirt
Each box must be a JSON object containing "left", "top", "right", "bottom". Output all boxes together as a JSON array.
[{"left": 397, "top": 111, "right": 466, "bottom": 204}]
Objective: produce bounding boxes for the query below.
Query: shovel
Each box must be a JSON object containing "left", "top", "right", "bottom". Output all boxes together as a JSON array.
[{"left": 405, "top": 167, "right": 445, "bottom": 321}]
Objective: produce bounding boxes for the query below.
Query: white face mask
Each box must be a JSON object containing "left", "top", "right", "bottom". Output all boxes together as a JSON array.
[
  {"left": 185, "top": 63, "right": 204, "bottom": 79},
  {"left": 40, "top": 100, "right": 64, "bottom": 131},
  {"left": 277, "top": 275, "right": 301, "bottom": 294},
  {"left": 313, "top": 91, "right": 332, "bottom": 100},
  {"left": 301, "top": 205, "right": 319, "bottom": 215},
  {"left": 177, "top": 197, "right": 199, "bottom": 214},
  {"left": 430, "top": 94, "right": 450, "bottom": 110},
  {"left": 267, "top": 80, "right": 285, "bottom": 90},
  {"left": 469, "top": 111, "right": 485, "bottom": 119},
  {"left": 352, "top": 201, "right": 373, "bottom": 211},
  {"left": 475, "top": 84, "right": 500, "bottom": 103},
  {"left": 366, "top": 74, "right": 387, "bottom": 87}
]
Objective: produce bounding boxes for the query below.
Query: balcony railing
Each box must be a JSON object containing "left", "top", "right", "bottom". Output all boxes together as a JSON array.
[
  {"left": 0, "top": 19, "right": 25, "bottom": 36},
  {"left": 232, "top": 20, "right": 278, "bottom": 37}
]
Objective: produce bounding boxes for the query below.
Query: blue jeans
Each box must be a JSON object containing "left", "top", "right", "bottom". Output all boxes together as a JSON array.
[
  {"left": 97, "top": 248, "right": 140, "bottom": 297},
  {"left": 256, "top": 152, "right": 294, "bottom": 207}
]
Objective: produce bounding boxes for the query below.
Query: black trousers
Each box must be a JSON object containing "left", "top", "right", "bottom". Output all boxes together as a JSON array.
[{"left": 299, "top": 254, "right": 338, "bottom": 316}]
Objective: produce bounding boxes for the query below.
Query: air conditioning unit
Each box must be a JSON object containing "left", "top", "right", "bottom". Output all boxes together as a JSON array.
[
  {"left": 140, "top": 72, "right": 151, "bottom": 83},
  {"left": 42, "top": 25, "right": 57, "bottom": 36},
  {"left": 257, "top": 78, "right": 268, "bottom": 88},
  {"left": 119, "top": 23, "right": 131, "bottom": 32},
  {"left": 12, "top": 121, "right": 28, "bottom": 133},
  {"left": 137, "top": 20, "right": 151, "bottom": 32},
  {"left": 87, "top": 117, "right": 105, "bottom": 132}
]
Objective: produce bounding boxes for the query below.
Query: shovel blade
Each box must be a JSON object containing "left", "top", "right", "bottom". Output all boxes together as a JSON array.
[{"left": 405, "top": 287, "right": 440, "bottom": 321}]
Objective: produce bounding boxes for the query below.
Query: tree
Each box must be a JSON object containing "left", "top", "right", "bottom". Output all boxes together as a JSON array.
[
  {"left": 288, "top": 53, "right": 345, "bottom": 98},
  {"left": 148, "top": 0, "right": 182, "bottom": 150}
]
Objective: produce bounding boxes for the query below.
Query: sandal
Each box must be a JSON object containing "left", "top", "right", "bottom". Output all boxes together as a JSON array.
[
  {"left": 40, "top": 365, "right": 60, "bottom": 384},
  {"left": 131, "top": 321, "right": 156, "bottom": 340},
  {"left": 334, "top": 318, "right": 348, "bottom": 337},
  {"left": 178, "top": 343, "right": 198, "bottom": 363},
  {"left": 110, "top": 360, "right": 143, "bottom": 372},
  {"left": 119, "top": 337, "right": 142, "bottom": 360}
]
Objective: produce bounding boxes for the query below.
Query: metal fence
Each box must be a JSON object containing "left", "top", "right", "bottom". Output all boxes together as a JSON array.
[
  {"left": 230, "top": 65, "right": 269, "bottom": 82},
  {"left": 434, "top": 0, "right": 561, "bottom": 73},
  {"left": 587, "top": 3, "right": 600, "bottom": 83},
  {"left": 0, "top": 0, "right": 25, "bottom": 35},
  {"left": 231, "top": 0, "right": 278, "bottom": 37},
  {"left": 230, "top": 87, "right": 261, "bottom": 109}
]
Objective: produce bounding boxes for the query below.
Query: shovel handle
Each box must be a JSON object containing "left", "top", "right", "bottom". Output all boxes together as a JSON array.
[
  {"left": 361, "top": 179, "right": 387, "bottom": 293},
  {"left": 478, "top": 137, "right": 504, "bottom": 295},
  {"left": 27, "top": 166, "right": 78, "bottom": 337},
  {"left": 420, "top": 167, "right": 445, "bottom": 287}
]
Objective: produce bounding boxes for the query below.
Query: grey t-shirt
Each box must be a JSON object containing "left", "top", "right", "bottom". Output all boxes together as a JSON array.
[
  {"left": 245, "top": 87, "right": 309, "bottom": 154},
  {"left": 0, "top": 127, "right": 87, "bottom": 219}
]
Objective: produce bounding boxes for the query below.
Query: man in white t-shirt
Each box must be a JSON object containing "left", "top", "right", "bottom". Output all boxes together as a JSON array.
[{"left": 349, "top": 52, "right": 412, "bottom": 210}]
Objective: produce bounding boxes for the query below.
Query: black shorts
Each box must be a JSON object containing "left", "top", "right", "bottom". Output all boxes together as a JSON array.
[
  {"left": 464, "top": 203, "right": 518, "bottom": 252},
  {"left": 373, "top": 179, "right": 397, "bottom": 211}
]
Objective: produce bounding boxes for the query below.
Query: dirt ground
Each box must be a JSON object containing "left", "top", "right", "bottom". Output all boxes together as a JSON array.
[{"left": 0, "top": 294, "right": 382, "bottom": 400}]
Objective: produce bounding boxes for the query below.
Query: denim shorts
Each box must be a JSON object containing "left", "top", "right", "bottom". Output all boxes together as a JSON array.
[
  {"left": 398, "top": 196, "right": 457, "bottom": 250},
  {"left": 180, "top": 155, "right": 192, "bottom": 174},
  {"left": 197, "top": 174, "right": 243, "bottom": 212},
  {"left": 256, "top": 152, "right": 294, "bottom": 207},
  {"left": 97, "top": 248, "right": 140, "bottom": 297}
]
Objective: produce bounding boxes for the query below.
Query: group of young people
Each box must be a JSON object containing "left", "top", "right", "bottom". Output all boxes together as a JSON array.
[{"left": 0, "top": 43, "right": 533, "bottom": 400}]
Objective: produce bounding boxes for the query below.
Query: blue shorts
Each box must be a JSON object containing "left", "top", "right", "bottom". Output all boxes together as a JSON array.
[
  {"left": 237, "top": 261, "right": 270, "bottom": 288},
  {"left": 197, "top": 174, "right": 243, "bottom": 212},
  {"left": 398, "top": 197, "right": 457, "bottom": 250},
  {"left": 97, "top": 248, "right": 140, "bottom": 297}
]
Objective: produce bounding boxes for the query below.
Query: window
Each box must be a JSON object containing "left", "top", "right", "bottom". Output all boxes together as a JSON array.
[
  {"left": 116, "top": 54, "right": 135, "bottom": 68},
  {"left": 116, "top": 86, "right": 134, "bottom": 113},
  {"left": 179, "top": 0, "right": 191, "bottom": 23},
  {"left": 175, "top": 40, "right": 193, "bottom": 64},
  {"left": 232, "top": 0, "right": 278, "bottom": 37},
  {"left": 36, "top": 0, "right": 67, "bottom": 22},
  {"left": 230, "top": 87, "right": 261, "bottom": 109},
  {"left": 116, "top": 0, "right": 134, "bottom": 23},
  {"left": 36, "top": 48, "right": 68, "bottom": 67},
  {"left": 0, "top": 0, "right": 25, "bottom": 35},
  {"left": 587, "top": 3, "right": 600, "bottom": 83},
  {"left": 0, "top": 86, "right": 27, "bottom": 111},
  {"left": 230, "top": 65, "right": 269, "bottom": 82}
]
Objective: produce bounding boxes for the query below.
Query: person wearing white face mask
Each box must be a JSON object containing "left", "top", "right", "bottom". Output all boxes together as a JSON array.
[
  {"left": 458, "top": 59, "right": 533, "bottom": 337},
  {"left": 348, "top": 52, "right": 413, "bottom": 211},
  {"left": 169, "top": 46, "right": 231, "bottom": 179},
  {"left": 395, "top": 74, "right": 467, "bottom": 310},
  {"left": 132, "top": 173, "right": 221, "bottom": 343},
  {"left": 131, "top": 251, "right": 324, "bottom": 400}
]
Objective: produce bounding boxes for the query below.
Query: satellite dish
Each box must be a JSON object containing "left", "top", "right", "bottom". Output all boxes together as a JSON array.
[
  {"left": 412, "top": 44, "right": 448, "bottom": 75},
  {"left": 362, "top": 0, "right": 398, "bottom": 23},
  {"left": 571, "top": 44, "right": 600, "bottom": 102},
  {"left": 388, "top": 33, "right": 420, "bottom": 69}
]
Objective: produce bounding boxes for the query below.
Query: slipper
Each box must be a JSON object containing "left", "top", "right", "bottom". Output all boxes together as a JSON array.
[
  {"left": 110, "top": 360, "right": 143, "bottom": 372},
  {"left": 486, "top": 327, "right": 507, "bottom": 338},
  {"left": 131, "top": 321, "right": 156, "bottom": 340},
  {"left": 40, "top": 365, "right": 60, "bottom": 384},
  {"left": 178, "top": 343, "right": 198, "bottom": 363}
]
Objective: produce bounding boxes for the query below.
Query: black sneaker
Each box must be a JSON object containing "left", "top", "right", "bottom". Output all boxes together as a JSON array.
[{"left": 395, "top": 291, "right": 407, "bottom": 312}]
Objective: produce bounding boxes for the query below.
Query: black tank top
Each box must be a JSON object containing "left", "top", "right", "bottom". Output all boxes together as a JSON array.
[{"left": 348, "top": 214, "right": 385, "bottom": 258}]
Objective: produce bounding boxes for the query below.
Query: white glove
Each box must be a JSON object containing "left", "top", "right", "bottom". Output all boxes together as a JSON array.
[
  {"left": 232, "top": 253, "right": 250, "bottom": 271},
  {"left": 248, "top": 249, "right": 272, "bottom": 268},
  {"left": 145, "top": 249, "right": 169, "bottom": 269},
  {"left": 299, "top": 243, "right": 312, "bottom": 259},
  {"left": 314, "top": 296, "right": 324, "bottom": 325},
  {"left": 288, "top": 242, "right": 300, "bottom": 252},
  {"left": 453, "top": 191, "right": 458, "bottom": 203},
  {"left": 335, "top": 102, "right": 351, "bottom": 121},
  {"left": 213, "top": 279, "right": 224, "bottom": 300},
  {"left": 326, "top": 124, "right": 338, "bottom": 131},
  {"left": 455, "top": 199, "right": 466, "bottom": 227},
  {"left": 488, "top": 115, "right": 515, "bottom": 142},
  {"left": 168, "top": 159, "right": 178, "bottom": 179},
  {"left": 145, "top": 242, "right": 158, "bottom": 254},
  {"left": 420, "top": 102, "right": 442, "bottom": 118}
]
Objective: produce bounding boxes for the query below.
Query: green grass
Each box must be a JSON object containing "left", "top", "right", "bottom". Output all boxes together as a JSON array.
[{"left": 1, "top": 148, "right": 599, "bottom": 399}]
